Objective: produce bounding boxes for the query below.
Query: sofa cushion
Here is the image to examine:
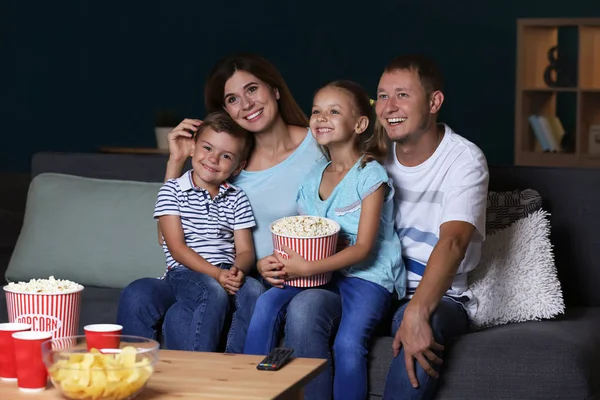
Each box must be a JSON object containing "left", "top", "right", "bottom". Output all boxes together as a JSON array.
[
  {"left": 367, "top": 307, "right": 600, "bottom": 400},
  {"left": 486, "top": 189, "right": 542, "bottom": 234},
  {"left": 5, "top": 173, "right": 165, "bottom": 289},
  {"left": 468, "top": 209, "right": 565, "bottom": 328}
]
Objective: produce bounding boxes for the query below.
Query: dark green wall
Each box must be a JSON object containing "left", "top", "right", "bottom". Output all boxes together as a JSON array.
[{"left": 1, "top": 0, "right": 598, "bottom": 172}]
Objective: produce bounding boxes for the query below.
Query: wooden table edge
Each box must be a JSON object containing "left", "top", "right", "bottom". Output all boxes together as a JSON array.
[
  {"left": 275, "top": 357, "right": 327, "bottom": 399},
  {"left": 0, "top": 351, "right": 328, "bottom": 400},
  {"left": 152, "top": 350, "right": 328, "bottom": 400}
]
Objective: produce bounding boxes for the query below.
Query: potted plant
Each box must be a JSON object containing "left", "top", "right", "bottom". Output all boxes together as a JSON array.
[{"left": 155, "top": 110, "right": 181, "bottom": 149}]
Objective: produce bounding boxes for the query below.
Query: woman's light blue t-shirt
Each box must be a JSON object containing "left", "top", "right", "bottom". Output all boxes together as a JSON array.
[
  {"left": 296, "top": 159, "right": 406, "bottom": 296},
  {"left": 231, "top": 130, "right": 325, "bottom": 260}
]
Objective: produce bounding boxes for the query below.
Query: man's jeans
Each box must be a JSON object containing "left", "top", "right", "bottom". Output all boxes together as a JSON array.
[
  {"left": 244, "top": 284, "right": 341, "bottom": 400},
  {"left": 116, "top": 265, "right": 264, "bottom": 353},
  {"left": 383, "top": 297, "right": 469, "bottom": 400}
]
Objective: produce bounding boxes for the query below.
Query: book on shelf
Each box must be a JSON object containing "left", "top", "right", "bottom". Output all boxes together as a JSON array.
[
  {"left": 590, "top": 125, "right": 600, "bottom": 155},
  {"left": 528, "top": 115, "right": 566, "bottom": 152},
  {"left": 547, "top": 116, "right": 565, "bottom": 146}
]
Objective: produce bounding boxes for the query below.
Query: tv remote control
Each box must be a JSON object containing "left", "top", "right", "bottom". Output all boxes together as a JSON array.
[{"left": 256, "top": 347, "right": 294, "bottom": 371}]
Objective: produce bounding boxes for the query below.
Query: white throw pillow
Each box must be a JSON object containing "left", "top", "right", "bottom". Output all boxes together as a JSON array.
[{"left": 468, "top": 209, "right": 565, "bottom": 329}]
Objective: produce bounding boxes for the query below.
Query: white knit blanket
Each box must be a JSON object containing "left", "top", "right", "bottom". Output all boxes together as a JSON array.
[{"left": 468, "top": 210, "right": 565, "bottom": 329}]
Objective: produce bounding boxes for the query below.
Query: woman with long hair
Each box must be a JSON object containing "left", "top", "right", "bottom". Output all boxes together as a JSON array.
[{"left": 117, "top": 53, "right": 341, "bottom": 400}]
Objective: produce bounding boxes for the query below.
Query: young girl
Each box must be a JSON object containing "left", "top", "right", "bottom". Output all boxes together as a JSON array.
[{"left": 244, "top": 80, "right": 406, "bottom": 400}]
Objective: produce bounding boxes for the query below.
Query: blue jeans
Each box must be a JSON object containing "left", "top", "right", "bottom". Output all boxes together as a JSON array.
[
  {"left": 244, "top": 284, "right": 341, "bottom": 400},
  {"left": 331, "top": 274, "right": 391, "bottom": 400},
  {"left": 383, "top": 297, "right": 469, "bottom": 400},
  {"left": 116, "top": 265, "right": 265, "bottom": 353}
]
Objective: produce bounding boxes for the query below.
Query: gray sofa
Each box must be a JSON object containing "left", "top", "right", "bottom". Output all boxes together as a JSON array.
[{"left": 2, "top": 151, "right": 599, "bottom": 399}]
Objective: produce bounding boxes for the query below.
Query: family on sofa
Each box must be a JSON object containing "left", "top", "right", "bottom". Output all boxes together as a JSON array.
[{"left": 115, "top": 52, "right": 489, "bottom": 400}]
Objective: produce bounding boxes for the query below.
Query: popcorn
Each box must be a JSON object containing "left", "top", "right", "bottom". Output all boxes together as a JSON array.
[
  {"left": 271, "top": 216, "right": 338, "bottom": 238},
  {"left": 6, "top": 276, "right": 83, "bottom": 293}
]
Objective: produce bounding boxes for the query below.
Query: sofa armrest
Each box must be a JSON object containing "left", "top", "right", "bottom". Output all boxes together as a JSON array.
[
  {"left": 0, "top": 246, "right": 13, "bottom": 285},
  {"left": 0, "top": 209, "right": 24, "bottom": 285}
]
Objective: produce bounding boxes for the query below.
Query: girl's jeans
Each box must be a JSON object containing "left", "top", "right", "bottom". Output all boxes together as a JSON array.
[{"left": 244, "top": 273, "right": 389, "bottom": 400}]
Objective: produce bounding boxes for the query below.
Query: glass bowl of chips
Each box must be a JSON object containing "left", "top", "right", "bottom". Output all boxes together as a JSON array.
[{"left": 42, "top": 335, "right": 159, "bottom": 400}]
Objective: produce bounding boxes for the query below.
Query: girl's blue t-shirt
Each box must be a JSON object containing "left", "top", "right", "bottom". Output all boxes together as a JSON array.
[
  {"left": 231, "top": 130, "right": 325, "bottom": 260},
  {"left": 297, "top": 159, "right": 406, "bottom": 296}
]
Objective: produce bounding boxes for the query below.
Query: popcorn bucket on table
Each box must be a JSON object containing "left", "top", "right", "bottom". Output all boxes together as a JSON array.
[
  {"left": 4, "top": 285, "right": 83, "bottom": 340},
  {"left": 270, "top": 216, "right": 340, "bottom": 288}
]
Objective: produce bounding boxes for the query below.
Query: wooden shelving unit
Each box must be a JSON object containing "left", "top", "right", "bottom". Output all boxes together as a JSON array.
[{"left": 515, "top": 18, "right": 600, "bottom": 168}]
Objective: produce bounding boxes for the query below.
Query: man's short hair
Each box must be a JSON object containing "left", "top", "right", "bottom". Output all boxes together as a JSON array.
[{"left": 384, "top": 54, "right": 444, "bottom": 96}]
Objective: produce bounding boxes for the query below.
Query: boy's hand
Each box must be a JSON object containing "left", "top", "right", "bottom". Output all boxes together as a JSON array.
[
  {"left": 216, "top": 269, "right": 236, "bottom": 295},
  {"left": 225, "top": 267, "right": 245, "bottom": 294},
  {"left": 229, "top": 266, "right": 244, "bottom": 283}
]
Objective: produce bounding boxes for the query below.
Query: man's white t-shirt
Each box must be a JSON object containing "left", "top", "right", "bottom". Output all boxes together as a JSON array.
[{"left": 385, "top": 124, "right": 489, "bottom": 318}]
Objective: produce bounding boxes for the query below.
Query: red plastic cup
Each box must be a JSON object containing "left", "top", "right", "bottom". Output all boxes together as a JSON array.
[
  {"left": 84, "top": 324, "right": 122, "bottom": 351},
  {"left": 12, "top": 330, "right": 52, "bottom": 392},
  {"left": 0, "top": 322, "right": 31, "bottom": 381}
]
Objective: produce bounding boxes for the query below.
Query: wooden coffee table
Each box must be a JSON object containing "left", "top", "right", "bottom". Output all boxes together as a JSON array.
[{"left": 0, "top": 350, "right": 327, "bottom": 399}]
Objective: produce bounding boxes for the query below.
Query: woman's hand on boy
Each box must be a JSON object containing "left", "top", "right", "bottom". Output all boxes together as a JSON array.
[
  {"left": 167, "top": 118, "right": 202, "bottom": 162},
  {"left": 257, "top": 255, "right": 285, "bottom": 288},
  {"left": 277, "top": 245, "right": 310, "bottom": 279}
]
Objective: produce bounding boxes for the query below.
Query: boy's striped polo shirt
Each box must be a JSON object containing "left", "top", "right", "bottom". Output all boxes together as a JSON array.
[{"left": 154, "top": 170, "right": 256, "bottom": 273}]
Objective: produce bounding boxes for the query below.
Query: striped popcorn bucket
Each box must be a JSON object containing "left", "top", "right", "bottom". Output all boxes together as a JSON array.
[
  {"left": 3, "top": 286, "right": 83, "bottom": 340},
  {"left": 270, "top": 217, "right": 340, "bottom": 288}
]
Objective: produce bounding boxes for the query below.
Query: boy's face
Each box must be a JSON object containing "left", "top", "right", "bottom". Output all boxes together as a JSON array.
[{"left": 190, "top": 127, "right": 246, "bottom": 189}]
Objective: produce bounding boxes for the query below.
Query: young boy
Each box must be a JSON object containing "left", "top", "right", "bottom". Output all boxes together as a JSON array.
[{"left": 153, "top": 111, "right": 264, "bottom": 353}]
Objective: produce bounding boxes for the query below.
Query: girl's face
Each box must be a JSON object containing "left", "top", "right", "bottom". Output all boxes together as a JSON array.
[
  {"left": 223, "top": 70, "right": 280, "bottom": 133},
  {"left": 310, "top": 87, "right": 366, "bottom": 148}
]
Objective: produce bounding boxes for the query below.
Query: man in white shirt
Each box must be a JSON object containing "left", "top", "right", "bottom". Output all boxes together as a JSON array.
[{"left": 376, "top": 54, "right": 489, "bottom": 399}]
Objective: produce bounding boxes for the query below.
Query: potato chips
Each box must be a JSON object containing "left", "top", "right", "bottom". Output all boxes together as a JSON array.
[{"left": 48, "top": 346, "right": 154, "bottom": 400}]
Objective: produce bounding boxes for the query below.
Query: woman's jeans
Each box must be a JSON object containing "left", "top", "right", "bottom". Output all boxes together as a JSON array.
[
  {"left": 382, "top": 297, "right": 469, "bottom": 400},
  {"left": 245, "top": 274, "right": 387, "bottom": 400},
  {"left": 116, "top": 265, "right": 264, "bottom": 353}
]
